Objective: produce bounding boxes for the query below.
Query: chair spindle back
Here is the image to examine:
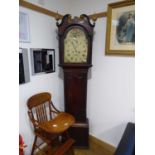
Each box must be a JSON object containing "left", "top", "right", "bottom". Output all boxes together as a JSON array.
[{"left": 27, "top": 92, "right": 53, "bottom": 125}]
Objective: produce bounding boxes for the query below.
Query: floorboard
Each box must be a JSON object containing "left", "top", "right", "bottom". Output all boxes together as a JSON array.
[{"left": 35, "top": 136, "right": 115, "bottom": 155}]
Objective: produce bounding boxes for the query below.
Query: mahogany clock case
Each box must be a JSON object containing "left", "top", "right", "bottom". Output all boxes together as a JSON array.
[{"left": 57, "top": 14, "right": 95, "bottom": 148}]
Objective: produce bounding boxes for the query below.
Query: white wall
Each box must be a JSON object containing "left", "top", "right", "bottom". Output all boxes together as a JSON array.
[
  {"left": 68, "top": 0, "right": 135, "bottom": 147},
  {"left": 19, "top": 1, "right": 70, "bottom": 153},
  {"left": 25, "top": 0, "right": 70, "bottom": 15},
  {"left": 19, "top": 0, "right": 134, "bottom": 153}
]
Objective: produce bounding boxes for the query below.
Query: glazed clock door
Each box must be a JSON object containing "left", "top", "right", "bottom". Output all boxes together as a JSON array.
[{"left": 64, "top": 28, "right": 88, "bottom": 63}]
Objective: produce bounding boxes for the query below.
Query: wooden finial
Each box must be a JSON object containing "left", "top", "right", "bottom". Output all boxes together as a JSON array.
[
  {"left": 55, "top": 11, "right": 60, "bottom": 21},
  {"left": 91, "top": 13, "right": 98, "bottom": 22}
]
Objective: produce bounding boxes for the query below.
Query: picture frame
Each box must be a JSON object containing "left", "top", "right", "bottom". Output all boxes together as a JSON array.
[
  {"left": 30, "top": 48, "right": 55, "bottom": 75},
  {"left": 19, "top": 48, "right": 30, "bottom": 84},
  {"left": 105, "top": 0, "right": 135, "bottom": 56},
  {"left": 19, "top": 12, "right": 30, "bottom": 42}
]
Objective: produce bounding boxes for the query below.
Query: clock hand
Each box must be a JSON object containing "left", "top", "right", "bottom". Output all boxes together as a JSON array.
[{"left": 71, "top": 42, "right": 78, "bottom": 53}]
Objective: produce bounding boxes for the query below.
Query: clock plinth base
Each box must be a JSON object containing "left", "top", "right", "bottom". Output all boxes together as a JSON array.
[{"left": 69, "top": 119, "right": 89, "bottom": 148}]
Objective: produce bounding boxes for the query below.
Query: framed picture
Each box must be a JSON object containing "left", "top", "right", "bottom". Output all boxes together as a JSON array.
[
  {"left": 19, "top": 48, "right": 30, "bottom": 84},
  {"left": 30, "top": 48, "right": 55, "bottom": 75},
  {"left": 105, "top": 0, "right": 135, "bottom": 56},
  {"left": 19, "top": 12, "right": 30, "bottom": 42}
]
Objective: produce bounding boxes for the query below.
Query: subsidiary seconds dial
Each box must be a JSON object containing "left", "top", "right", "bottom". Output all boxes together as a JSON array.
[{"left": 64, "top": 28, "right": 88, "bottom": 63}]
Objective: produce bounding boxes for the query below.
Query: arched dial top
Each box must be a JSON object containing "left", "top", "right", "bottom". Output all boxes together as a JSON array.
[{"left": 64, "top": 28, "right": 88, "bottom": 63}]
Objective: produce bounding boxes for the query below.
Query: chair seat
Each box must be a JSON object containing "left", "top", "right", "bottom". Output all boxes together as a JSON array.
[{"left": 39, "top": 112, "right": 75, "bottom": 134}]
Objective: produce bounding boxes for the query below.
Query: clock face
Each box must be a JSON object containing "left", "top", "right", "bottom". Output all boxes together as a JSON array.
[{"left": 64, "top": 28, "right": 88, "bottom": 63}]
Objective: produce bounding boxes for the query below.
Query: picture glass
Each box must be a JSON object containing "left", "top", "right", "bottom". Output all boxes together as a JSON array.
[
  {"left": 110, "top": 5, "right": 135, "bottom": 51},
  {"left": 19, "top": 12, "right": 30, "bottom": 42}
]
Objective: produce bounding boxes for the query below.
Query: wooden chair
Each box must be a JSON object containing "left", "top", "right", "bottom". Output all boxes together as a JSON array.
[{"left": 27, "top": 92, "right": 75, "bottom": 155}]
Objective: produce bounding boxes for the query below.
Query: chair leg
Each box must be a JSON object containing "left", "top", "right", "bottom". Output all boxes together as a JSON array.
[
  {"left": 31, "top": 135, "right": 37, "bottom": 155},
  {"left": 61, "top": 131, "right": 70, "bottom": 142},
  {"left": 68, "top": 147, "right": 74, "bottom": 155}
]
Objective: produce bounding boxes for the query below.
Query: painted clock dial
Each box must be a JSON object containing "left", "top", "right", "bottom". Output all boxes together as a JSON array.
[{"left": 64, "top": 28, "right": 88, "bottom": 63}]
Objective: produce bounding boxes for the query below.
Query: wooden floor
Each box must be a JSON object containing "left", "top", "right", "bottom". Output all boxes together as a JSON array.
[
  {"left": 74, "top": 142, "right": 114, "bottom": 155},
  {"left": 35, "top": 136, "right": 115, "bottom": 155}
]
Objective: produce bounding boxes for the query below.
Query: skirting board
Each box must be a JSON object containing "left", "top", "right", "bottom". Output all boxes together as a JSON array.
[{"left": 89, "top": 135, "right": 116, "bottom": 154}]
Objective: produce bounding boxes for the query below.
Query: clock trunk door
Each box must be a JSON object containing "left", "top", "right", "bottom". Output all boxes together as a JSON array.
[{"left": 64, "top": 70, "right": 88, "bottom": 122}]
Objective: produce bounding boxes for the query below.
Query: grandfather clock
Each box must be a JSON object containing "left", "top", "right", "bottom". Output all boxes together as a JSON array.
[{"left": 57, "top": 14, "right": 95, "bottom": 148}]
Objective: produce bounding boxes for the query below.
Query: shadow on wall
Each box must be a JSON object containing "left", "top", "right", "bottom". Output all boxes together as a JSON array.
[{"left": 99, "top": 122, "right": 128, "bottom": 146}]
